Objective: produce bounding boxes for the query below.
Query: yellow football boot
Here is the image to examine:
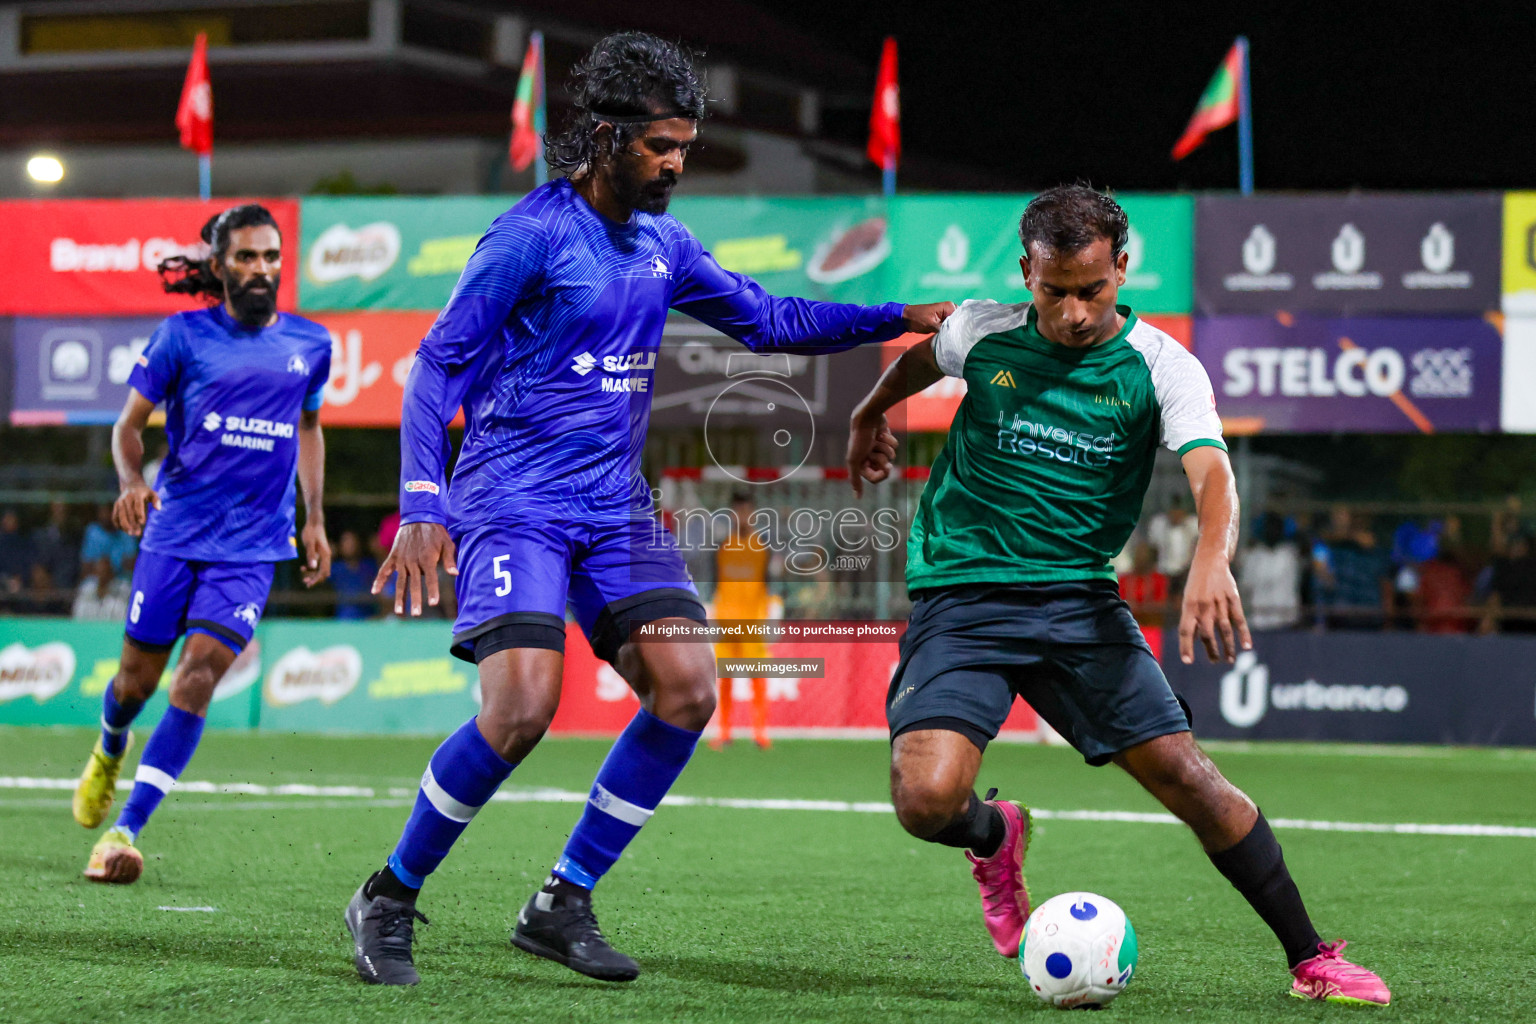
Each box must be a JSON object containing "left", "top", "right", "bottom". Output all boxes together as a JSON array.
[
  {"left": 83, "top": 827, "right": 143, "bottom": 885},
  {"left": 72, "top": 734, "right": 132, "bottom": 828}
]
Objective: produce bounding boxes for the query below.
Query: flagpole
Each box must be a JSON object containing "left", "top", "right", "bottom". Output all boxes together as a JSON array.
[
  {"left": 198, "top": 154, "right": 211, "bottom": 201},
  {"left": 883, "top": 151, "right": 895, "bottom": 198},
  {"left": 1236, "top": 35, "right": 1254, "bottom": 196},
  {"left": 532, "top": 30, "right": 547, "bottom": 187}
]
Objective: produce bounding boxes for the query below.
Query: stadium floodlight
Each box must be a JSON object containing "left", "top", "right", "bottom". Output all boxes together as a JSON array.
[{"left": 27, "top": 154, "right": 65, "bottom": 184}]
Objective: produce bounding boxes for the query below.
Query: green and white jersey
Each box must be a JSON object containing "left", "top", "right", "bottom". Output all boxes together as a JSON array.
[{"left": 907, "top": 299, "right": 1226, "bottom": 590}]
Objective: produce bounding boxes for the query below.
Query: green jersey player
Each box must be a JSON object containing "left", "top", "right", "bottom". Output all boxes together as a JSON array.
[{"left": 846, "top": 185, "right": 1389, "bottom": 1006}]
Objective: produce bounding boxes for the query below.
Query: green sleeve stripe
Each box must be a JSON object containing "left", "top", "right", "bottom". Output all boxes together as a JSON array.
[{"left": 1177, "top": 438, "right": 1228, "bottom": 456}]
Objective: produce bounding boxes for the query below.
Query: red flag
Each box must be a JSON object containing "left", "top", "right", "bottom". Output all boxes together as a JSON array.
[
  {"left": 1171, "top": 41, "right": 1243, "bottom": 160},
  {"left": 866, "top": 37, "right": 899, "bottom": 170},
  {"left": 509, "top": 32, "right": 544, "bottom": 172},
  {"left": 176, "top": 32, "right": 213, "bottom": 156}
]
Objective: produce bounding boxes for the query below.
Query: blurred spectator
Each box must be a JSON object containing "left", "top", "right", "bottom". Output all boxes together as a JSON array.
[
  {"left": 1240, "top": 512, "right": 1301, "bottom": 630},
  {"left": 0, "top": 510, "right": 29, "bottom": 596},
  {"left": 80, "top": 505, "right": 137, "bottom": 575},
  {"left": 30, "top": 500, "right": 78, "bottom": 589},
  {"left": 1482, "top": 533, "right": 1536, "bottom": 635},
  {"left": 1414, "top": 545, "right": 1473, "bottom": 634},
  {"left": 1118, "top": 542, "right": 1169, "bottom": 627},
  {"left": 376, "top": 510, "right": 401, "bottom": 558},
  {"left": 371, "top": 511, "right": 456, "bottom": 619},
  {"left": 1146, "top": 497, "right": 1199, "bottom": 592},
  {"left": 331, "top": 529, "right": 378, "bottom": 620},
  {"left": 72, "top": 556, "right": 131, "bottom": 621},
  {"left": 1490, "top": 497, "right": 1527, "bottom": 557},
  {"left": 1311, "top": 506, "right": 1392, "bottom": 630},
  {"left": 23, "top": 563, "right": 70, "bottom": 615}
]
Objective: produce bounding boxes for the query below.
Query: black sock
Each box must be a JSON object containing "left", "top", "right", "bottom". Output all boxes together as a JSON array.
[
  {"left": 543, "top": 875, "right": 591, "bottom": 903},
  {"left": 365, "top": 865, "right": 420, "bottom": 904},
  {"left": 1208, "top": 811, "right": 1323, "bottom": 968},
  {"left": 924, "top": 792, "right": 1006, "bottom": 858}
]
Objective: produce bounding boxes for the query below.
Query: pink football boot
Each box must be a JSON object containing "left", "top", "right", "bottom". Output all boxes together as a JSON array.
[
  {"left": 965, "top": 789, "right": 1033, "bottom": 958},
  {"left": 1290, "top": 941, "right": 1391, "bottom": 1005}
]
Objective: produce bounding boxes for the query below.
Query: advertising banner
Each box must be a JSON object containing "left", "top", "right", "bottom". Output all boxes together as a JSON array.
[
  {"left": 0, "top": 199, "right": 299, "bottom": 315},
  {"left": 307, "top": 311, "right": 439, "bottom": 426},
  {"left": 1502, "top": 192, "right": 1536, "bottom": 315},
  {"left": 297, "top": 196, "right": 517, "bottom": 312},
  {"left": 1165, "top": 631, "right": 1536, "bottom": 747},
  {"left": 1195, "top": 315, "right": 1502, "bottom": 433},
  {"left": 671, "top": 194, "right": 896, "bottom": 307},
  {"left": 888, "top": 194, "right": 1193, "bottom": 313},
  {"left": 1195, "top": 194, "right": 1502, "bottom": 315},
  {"left": 884, "top": 316, "right": 1192, "bottom": 432},
  {"left": 1502, "top": 316, "right": 1536, "bottom": 433},
  {"left": 9, "top": 316, "right": 163, "bottom": 424}
]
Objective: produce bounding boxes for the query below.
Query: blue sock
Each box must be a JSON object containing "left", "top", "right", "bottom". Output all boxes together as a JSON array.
[
  {"left": 114, "top": 705, "right": 205, "bottom": 840},
  {"left": 386, "top": 717, "right": 516, "bottom": 889},
  {"left": 101, "top": 680, "right": 144, "bottom": 758},
  {"left": 554, "top": 708, "right": 701, "bottom": 889}
]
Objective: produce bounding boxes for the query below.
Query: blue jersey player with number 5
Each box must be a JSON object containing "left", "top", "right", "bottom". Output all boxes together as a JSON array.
[
  {"left": 72, "top": 204, "right": 333, "bottom": 884},
  {"left": 344, "top": 32, "right": 954, "bottom": 986}
]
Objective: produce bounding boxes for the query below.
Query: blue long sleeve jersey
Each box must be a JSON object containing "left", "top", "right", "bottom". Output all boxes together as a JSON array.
[{"left": 400, "top": 179, "right": 908, "bottom": 531}]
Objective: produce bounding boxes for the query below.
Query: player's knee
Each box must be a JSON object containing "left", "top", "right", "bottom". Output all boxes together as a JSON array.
[
  {"left": 891, "top": 772, "right": 970, "bottom": 839},
  {"left": 477, "top": 696, "right": 558, "bottom": 761},
  {"left": 651, "top": 670, "right": 716, "bottom": 732},
  {"left": 168, "top": 659, "right": 223, "bottom": 715}
]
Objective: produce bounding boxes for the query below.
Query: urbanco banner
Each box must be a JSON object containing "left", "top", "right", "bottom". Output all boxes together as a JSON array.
[
  {"left": 1196, "top": 194, "right": 1501, "bottom": 315},
  {"left": 0, "top": 199, "right": 299, "bottom": 315}
]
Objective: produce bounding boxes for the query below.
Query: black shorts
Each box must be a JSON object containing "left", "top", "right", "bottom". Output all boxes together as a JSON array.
[{"left": 886, "top": 581, "right": 1190, "bottom": 766}]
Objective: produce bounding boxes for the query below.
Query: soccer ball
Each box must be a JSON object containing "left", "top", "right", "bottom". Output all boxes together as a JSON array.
[{"left": 1020, "top": 892, "right": 1137, "bottom": 1009}]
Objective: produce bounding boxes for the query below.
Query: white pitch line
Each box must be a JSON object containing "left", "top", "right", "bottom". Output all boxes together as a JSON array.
[
  {"left": 4, "top": 776, "right": 1534, "bottom": 839},
  {"left": 158, "top": 906, "right": 217, "bottom": 912}
]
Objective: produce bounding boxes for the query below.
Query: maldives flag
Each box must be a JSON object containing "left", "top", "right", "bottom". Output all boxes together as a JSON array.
[
  {"left": 1171, "top": 40, "right": 1244, "bottom": 160},
  {"left": 509, "top": 31, "right": 544, "bottom": 172},
  {"left": 176, "top": 32, "right": 213, "bottom": 156},
  {"left": 866, "top": 37, "right": 899, "bottom": 170}
]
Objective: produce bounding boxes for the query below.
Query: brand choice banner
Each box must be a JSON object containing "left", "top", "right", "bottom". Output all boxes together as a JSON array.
[
  {"left": 298, "top": 196, "right": 519, "bottom": 311},
  {"left": 1503, "top": 192, "right": 1536, "bottom": 315},
  {"left": 1196, "top": 315, "right": 1502, "bottom": 433},
  {"left": 1196, "top": 195, "right": 1501, "bottom": 315},
  {"left": 0, "top": 199, "right": 299, "bottom": 315},
  {"left": 1165, "top": 630, "right": 1536, "bottom": 746},
  {"left": 887, "top": 194, "right": 1193, "bottom": 313}
]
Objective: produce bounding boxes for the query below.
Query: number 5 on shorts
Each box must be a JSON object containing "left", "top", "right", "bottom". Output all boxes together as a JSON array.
[{"left": 493, "top": 554, "right": 512, "bottom": 597}]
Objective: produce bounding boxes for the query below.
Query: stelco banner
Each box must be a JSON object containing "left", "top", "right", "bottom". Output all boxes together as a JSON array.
[
  {"left": 1195, "top": 194, "right": 1502, "bottom": 315},
  {"left": 0, "top": 199, "right": 300, "bottom": 315},
  {"left": 1196, "top": 315, "right": 1502, "bottom": 433},
  {"left": 1165, "top": 630, "right": 1536, "bottom": 747},
  {"left": 887, "top": 194, "right": 1193, "bottom": 313},
  {"left": 298, "top": 196, "right": 518, "bottom": 312}
]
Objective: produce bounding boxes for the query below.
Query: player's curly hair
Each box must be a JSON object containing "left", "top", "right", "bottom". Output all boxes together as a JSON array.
[
  {"left": 1018, "top": 184, "right": 1129, "bottom": 259},
  {"left": 156, "top": 203, "right": 281, "bottom": 303},
  {"left": 544, "top": 31, "right": 707, "bottom": 174}
]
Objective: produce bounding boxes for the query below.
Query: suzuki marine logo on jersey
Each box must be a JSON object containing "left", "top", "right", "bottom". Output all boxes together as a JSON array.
[
  {"left": 649, "top": 255, "right": 672, "bottom": 278},
  {"left": 572, "top": 352, "right": 598, "bottom": 376},
  {"left": 287, "top": 354, "right": 309, "bottom": 375},
  {"left": 582, "top": 350, "right": 658, "bottom": 392},
  {"left": 990, "top": 370, "right": 1016, "bottom": 388},
  {"left": 203, "top": 411, "right": 296, "bottom": 452}
]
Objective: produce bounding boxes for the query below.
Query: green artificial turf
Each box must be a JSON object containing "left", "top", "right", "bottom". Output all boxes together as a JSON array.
[{"left": 2, "top": 727, "right": 1533, "bottom": 1023}]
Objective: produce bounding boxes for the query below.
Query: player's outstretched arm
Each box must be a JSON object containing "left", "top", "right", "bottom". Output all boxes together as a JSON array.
[
  {"left": 845, "top": 337, "right": 945, "bottom": 497},
  {"left": 297, "top": 408, "right": 331, "bottom": 587},
  {"left": 1178, "top": 446, "right": 1253, "bottom": 665},
  {"left": 110, "top": 389, "right": 161, "bottom": 536}
]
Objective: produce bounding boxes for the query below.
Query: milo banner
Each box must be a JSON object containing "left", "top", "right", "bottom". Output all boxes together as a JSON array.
[
  {"left": 1196, "top": 315, "right": 1503, "bottom": 433},
  {"left": 1166, "top": 630, "right": 1536, "bottom": 747},
  {"left": 298, "top": 196, "right": 519, "bottom": 312},
  {"left": 1195, "top": 194, "right": 1502, "bottom": 315},
  {"left": 886, "top": 194, "right": 1193, "bottom": 313}
]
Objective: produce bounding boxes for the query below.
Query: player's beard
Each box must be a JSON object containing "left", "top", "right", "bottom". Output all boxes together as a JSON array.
[
  {"left": 613, "top": 158, "right": 677, "bottom": 215},
  {"left": 226, "top": 273, "right": 279, "bottom": 327}
]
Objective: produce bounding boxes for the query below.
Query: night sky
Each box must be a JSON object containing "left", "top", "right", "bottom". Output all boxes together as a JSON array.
[{"left": 755, "top": 0, "right": 1535, "bottom": 192}]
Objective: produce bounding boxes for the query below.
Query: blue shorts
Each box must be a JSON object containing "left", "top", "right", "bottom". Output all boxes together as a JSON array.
[
  {"left": 450, "top": 516, "right": 705, "bottom": 665},
  {"left": 887, "top": 581, "right": 1191, "bottom": 766},
  {"left": 125, "top": 549, "right": 276, "bottom": 655}
]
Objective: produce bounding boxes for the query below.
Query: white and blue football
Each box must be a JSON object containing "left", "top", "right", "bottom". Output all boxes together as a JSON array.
[{"left": 1021, "top": 892, "right": 1138, "bottom": 1009}]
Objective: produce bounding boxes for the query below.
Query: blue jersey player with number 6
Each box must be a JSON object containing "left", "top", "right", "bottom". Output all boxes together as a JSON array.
[
  {"left": 72, "top": 204, "right": 333, "bottom": 884},
  {"left": 344, "top": 32, "right": 954, "bottom": 986}
]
